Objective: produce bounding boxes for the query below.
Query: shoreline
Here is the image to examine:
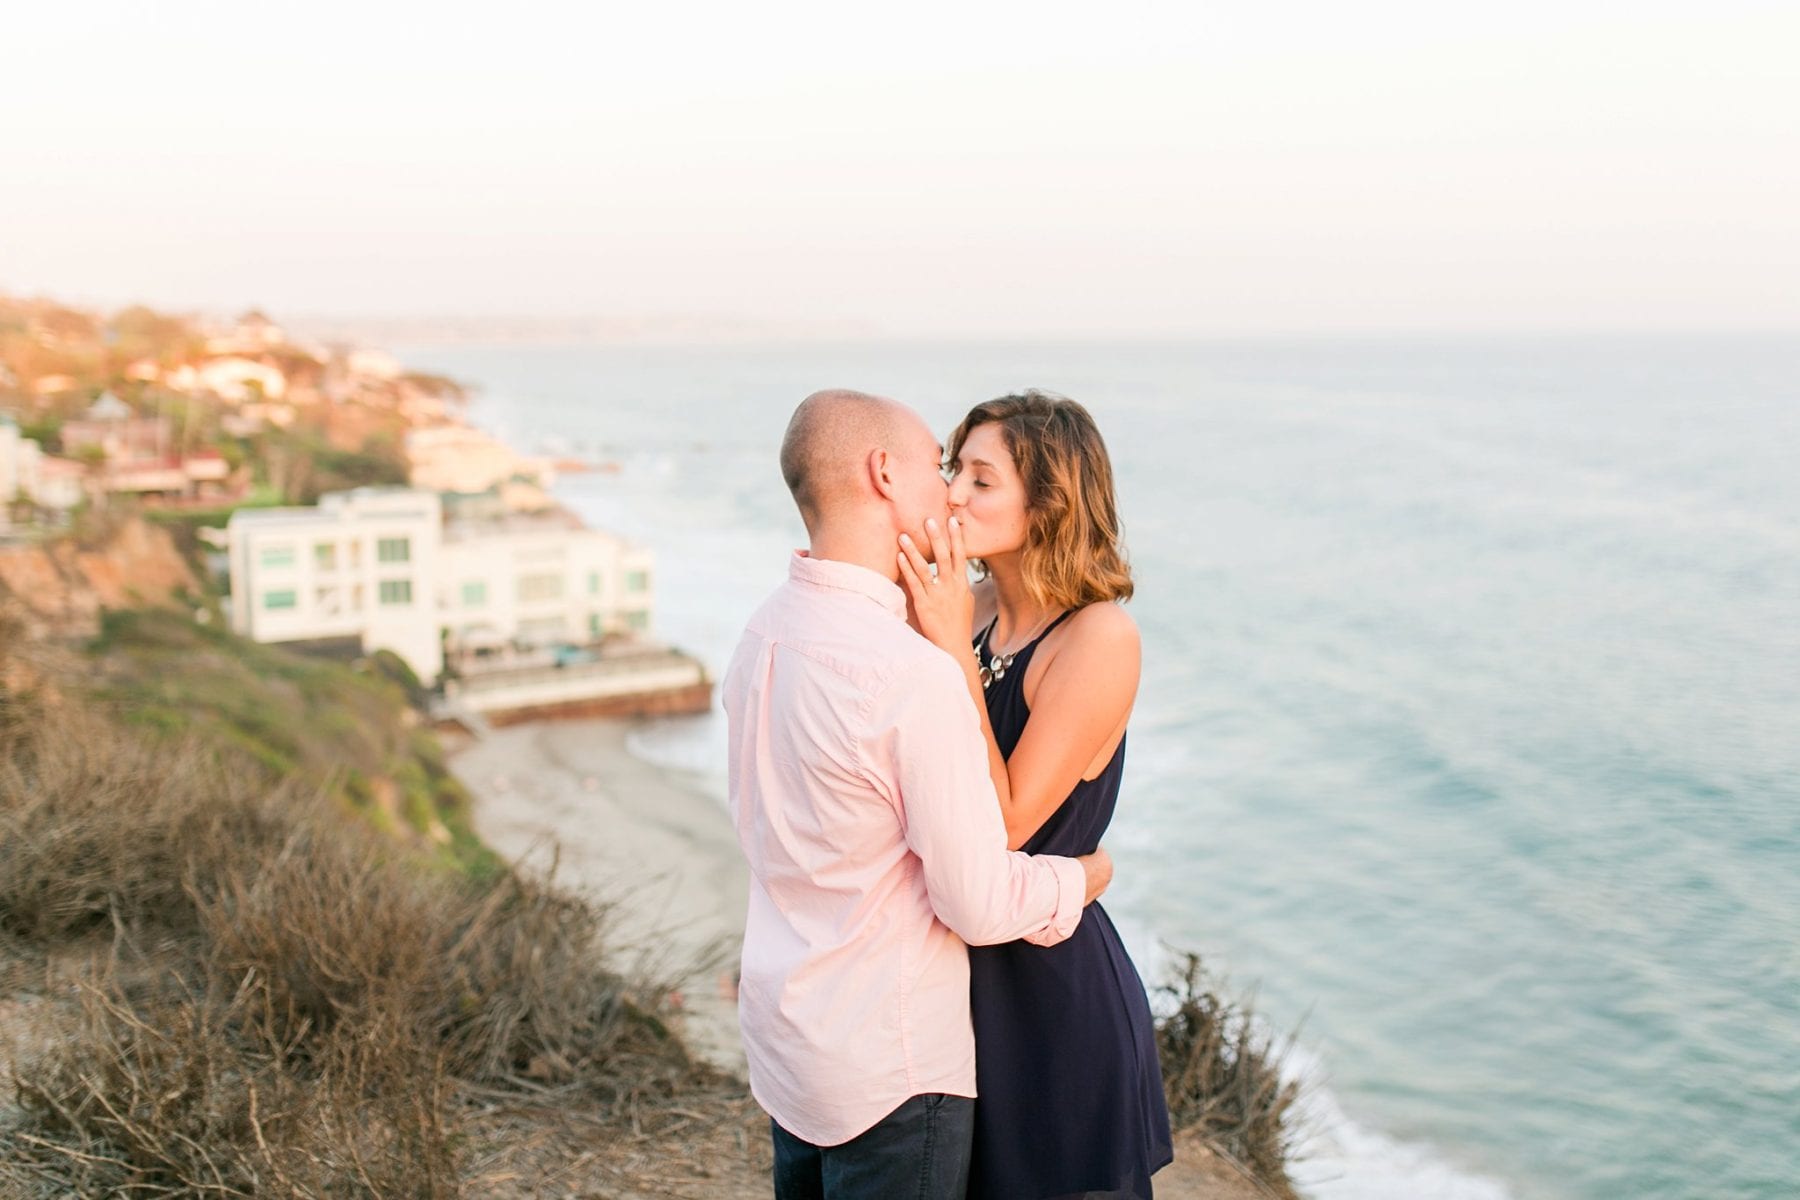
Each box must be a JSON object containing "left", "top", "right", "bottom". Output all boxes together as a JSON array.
[{"left": 447, "top": 717, "right": 748, "bottom": 1073}]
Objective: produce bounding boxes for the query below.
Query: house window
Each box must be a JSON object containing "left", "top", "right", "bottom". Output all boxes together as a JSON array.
[
  {"left": 587, "top": 571, "right": 601, "bottom": 595},
  {"left": 262, "top": 589, "right": 297, "bottom": 610},
  {"left": 315, "top": 586, "right": 340, "bottom": 614},
  {"left": 379, "top": 579, "right": 413, "bottom": 606},
  {"left": 518, "top": 616, "right": 566, "bottom": 644},
  {"left": 314, "top": 542, "right": 337, "bottom": 571},
  {"left": 377, "top": 537, "right": 411, "bottom": 564},
  {"left": 461, "top": 581, "right": 487, "bottom": 607},
  {"left": 517, "top": 573, "right": 563, "bottom": 603},
  {"left": 588, "top": 613, "right": 602, "bottom": 637},
  {"left": 626, "top": 609, "right": 650, "bottom": 632},
  {"left": 260, "top": 544, "right": 296, "bottom": 569},
  {"left": 626, "top": 570, "right": 649, "bottom": 593}
]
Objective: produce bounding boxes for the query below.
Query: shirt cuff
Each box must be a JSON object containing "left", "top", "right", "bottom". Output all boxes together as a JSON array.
[{"left": 1020, "top": 854, "right": 1087, "bottom": 947}]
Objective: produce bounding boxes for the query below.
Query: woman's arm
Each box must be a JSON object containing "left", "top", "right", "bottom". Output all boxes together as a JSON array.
[{"left": 994, "top": 604, "right": 1139, "bottom": 848}]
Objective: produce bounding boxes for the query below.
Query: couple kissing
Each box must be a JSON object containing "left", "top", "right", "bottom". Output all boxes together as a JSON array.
[{"left": 724, "top": 388, "right": 1171, "bottom": 1199}]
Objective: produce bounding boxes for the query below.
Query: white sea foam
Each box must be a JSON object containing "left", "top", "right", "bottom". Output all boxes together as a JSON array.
[
  {"left": 623, "top": 714, "right": 730, "bottom": 801},
  {"left": 1280, "top": 1040, "right": 1514, "bottom": 1200}
]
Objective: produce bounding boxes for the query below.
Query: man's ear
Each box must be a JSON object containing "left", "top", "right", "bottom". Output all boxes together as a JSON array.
[{"left": 867, "top": 447, "right": 899, "bottom": 502}]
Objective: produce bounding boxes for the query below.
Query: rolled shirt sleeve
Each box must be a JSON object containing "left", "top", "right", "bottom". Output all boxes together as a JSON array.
[
  {"left": 1020, "top": 854, "right": 1087, "bottom": 947},
  {"left": 864, "top": 655, "right": 1086, "bottom": 948}
]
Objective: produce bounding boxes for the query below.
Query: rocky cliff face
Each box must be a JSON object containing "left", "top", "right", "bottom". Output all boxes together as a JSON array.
[{"left": 0, "top": 517, "right": 198, "bottom": 641}]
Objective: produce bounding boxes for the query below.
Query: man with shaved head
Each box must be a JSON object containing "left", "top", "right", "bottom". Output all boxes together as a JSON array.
[
  {"left": 777, "top": 388, "right": 915, "bottom": 530},
  {"left": 724, "top": 389, "right": 1113, "bottom": 1198}
]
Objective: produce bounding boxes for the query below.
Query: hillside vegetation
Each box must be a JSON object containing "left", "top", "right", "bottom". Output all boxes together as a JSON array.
[{"left": 0, "top": 606, "right": 766, "bottom": 1198}]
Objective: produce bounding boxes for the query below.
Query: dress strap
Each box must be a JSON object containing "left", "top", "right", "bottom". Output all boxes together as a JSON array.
[
  {"left": 979, "top": 608, "right": 1077, "bottom": 657},
  {"left": 1036, "top": 607, "right": 1078, "bottom": 643}
]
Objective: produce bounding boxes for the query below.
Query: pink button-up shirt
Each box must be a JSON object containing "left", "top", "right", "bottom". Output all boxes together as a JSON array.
[{"left": 723, "top": 551, "right": 1086, "bottom": 1147}]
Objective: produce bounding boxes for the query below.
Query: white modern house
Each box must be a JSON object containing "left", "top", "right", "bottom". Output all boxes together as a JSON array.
[
  {"left": 228, "top": 488, "right": 446, "bottom": 679},
  {"left": 226, "top": 487, "right": 655, "bottom": 684},
  {"left": 439, "top": 508, "right": 654, "bottom": 657}
]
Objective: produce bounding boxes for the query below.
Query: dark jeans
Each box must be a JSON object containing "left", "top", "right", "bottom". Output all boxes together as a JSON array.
[{"left": 771, "top": 1093, "right": 975, "bottom": 1199}]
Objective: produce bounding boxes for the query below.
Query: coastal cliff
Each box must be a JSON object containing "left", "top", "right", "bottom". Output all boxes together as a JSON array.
[{"left": 0, "top": 515, "right": 196, "bottom": 641}]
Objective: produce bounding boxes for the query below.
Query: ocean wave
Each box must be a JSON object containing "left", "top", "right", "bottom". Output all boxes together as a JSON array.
[{"left": 623, "top": 715, "right": 730, "bottom": 799}]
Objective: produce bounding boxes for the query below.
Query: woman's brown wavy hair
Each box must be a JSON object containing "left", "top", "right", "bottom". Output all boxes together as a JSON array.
[{"left": 948, "top": 390, "right": 1133, "bottom": 609}]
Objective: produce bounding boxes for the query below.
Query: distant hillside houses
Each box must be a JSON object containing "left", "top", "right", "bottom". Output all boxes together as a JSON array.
[
  {"left": 61, "top": 392, "right": 167, "bottom": 459},
  {"left": 0, "top": 414, "right": 83, "bottom": 519},
  {"left": 346, "top": 349, "right": 402, "bottom": 381},
  {"left": 406, "top": 425, "right": 554, "bottom": 496},
  {"left": 30, "top": 375, "right": 78, "bottom": 398},
  {"left": 204, "top": 308, "right": 289, "bottom": 356},
  {"left": 166, "top": 356, "right": 289, "bottom": 403},
  {"left": 61, "top": 393, "right": 237, "bottom": 501},
  {"left": 226, "top": 487, "right": 655, "bottom": 682}
]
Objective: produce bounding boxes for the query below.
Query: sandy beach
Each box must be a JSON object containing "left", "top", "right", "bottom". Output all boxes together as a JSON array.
[{"left": 449, "top": 717, "right": 749, "bottom": 1072}]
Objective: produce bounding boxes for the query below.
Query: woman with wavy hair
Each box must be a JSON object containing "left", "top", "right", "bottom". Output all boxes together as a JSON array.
[{"left": 898, "top": 390, "right": 1171, "bottom": 1199}]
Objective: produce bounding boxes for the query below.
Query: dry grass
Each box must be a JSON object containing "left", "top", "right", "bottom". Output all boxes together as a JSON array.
[
  {"left": 1156, "top": 951, "right": 1306, "bottom": 1199},
  {"left": 0, "top": 652, "right": 727, "bottom": 1199}
]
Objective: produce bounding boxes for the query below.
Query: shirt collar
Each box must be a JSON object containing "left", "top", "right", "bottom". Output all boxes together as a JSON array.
[{"left": 789, "top": 550, "right": 907, "bottom": 619}]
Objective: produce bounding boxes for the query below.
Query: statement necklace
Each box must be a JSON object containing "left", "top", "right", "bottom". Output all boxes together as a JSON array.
[{"left": 976, "top": 614, "right": 1053, "bottom": 690}]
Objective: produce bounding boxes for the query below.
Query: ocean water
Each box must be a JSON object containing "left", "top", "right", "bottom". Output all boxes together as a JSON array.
[{"left": 398, "top": 337, "right": 1800, "bottom": 1200}]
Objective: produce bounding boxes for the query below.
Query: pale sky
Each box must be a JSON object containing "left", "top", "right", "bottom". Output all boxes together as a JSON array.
[{"left": 4, "top": 1, "right": 1796, "bottom": 336}]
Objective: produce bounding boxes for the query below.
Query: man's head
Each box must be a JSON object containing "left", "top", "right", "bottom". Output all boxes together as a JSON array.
[{"left": 780, "top": 389, "right": 949, "bottom": 559}]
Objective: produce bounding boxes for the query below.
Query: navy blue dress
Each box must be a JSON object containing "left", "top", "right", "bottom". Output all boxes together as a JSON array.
[{"left": 968, "top": 609, "right": 1173, "bottom": 1200}]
